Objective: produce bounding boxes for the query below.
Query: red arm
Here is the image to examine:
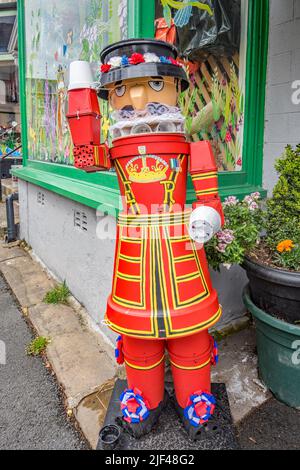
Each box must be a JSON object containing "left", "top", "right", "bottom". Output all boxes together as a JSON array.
[
  {"left": 67, "top": 88, "right": 111, "bottom": 172},
  {"left": 189, "top": 141, "right": 224, "bottom": 226}
]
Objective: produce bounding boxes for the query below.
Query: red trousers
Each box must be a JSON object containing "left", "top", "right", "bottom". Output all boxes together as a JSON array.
[{"left": 122, "top": 330, "right": 212, "bottom": 409}]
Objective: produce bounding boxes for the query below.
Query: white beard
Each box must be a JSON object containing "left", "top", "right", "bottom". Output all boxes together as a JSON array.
[{"left": 109, "top": 105, "right": 185, "bottom": 139}]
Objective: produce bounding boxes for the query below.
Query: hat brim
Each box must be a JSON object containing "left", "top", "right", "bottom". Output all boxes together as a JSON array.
[{"left": 98, "top": 62, "right": 189, "bottom": 100}]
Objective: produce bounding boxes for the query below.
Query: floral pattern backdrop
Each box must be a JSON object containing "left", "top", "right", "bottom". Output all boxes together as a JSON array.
[
  {"left": 155, "top": 0, "right": 245, "bottom": 172},
  {"left": 25, "top": 0, "right": 127, "bottom": 164}
]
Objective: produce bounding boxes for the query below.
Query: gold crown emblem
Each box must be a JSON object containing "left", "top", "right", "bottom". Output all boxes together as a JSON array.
[{"left": 126, "top": 155, "right": 168, "bottom": 183}]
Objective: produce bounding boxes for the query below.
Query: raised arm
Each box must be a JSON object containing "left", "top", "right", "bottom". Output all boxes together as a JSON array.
[
  {"left": 66, "top": 61, "right": 111, "bottom": 172},
  {"left": 188, "top": 140, "right": 224, "bottom": 244}
]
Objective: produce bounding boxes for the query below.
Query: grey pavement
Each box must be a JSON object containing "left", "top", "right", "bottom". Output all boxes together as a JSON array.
[
  {"left": 0, "top": 274, "right": 87, "bottom": 450},
  {"left": 238, "top": 397, "right": 300, "bottom": 450}
]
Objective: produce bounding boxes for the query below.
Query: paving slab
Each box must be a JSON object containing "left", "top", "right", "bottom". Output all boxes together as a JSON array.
[
  {"left": 212, "top": 327, "right": 271, "bottom": 423},
  {"left": 0, "top": 256, "right": 56, "bottom": 308},
  {"left": 76, "top": 379, "right": 115, "bottom": 449},
  {"left": 0, "top": 242, "right": 25, "bottom": 262},
  {"left": 29, "top": 303, "right": 116, "bottom": 410}
]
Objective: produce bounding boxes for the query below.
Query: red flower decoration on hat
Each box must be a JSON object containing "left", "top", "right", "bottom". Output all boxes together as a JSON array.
[
  {"left": 129, "top": 53, "right": 145, "bottom": 65},
  {"left": 101, "top": 64, "right": 111, "bottom": 73},
  {"left": 168, "top": 57, "right": 179, "bottom": 66}
]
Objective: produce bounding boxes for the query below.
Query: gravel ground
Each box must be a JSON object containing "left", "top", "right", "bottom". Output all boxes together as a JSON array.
[
  {"left": 238, "top": 397, "right": 300, "bottom": 450},
  {"left": 0, "top": 274, "right": 87, "bottom": 450}
]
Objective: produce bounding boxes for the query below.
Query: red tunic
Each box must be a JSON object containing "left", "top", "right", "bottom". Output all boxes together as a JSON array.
[{"left": 105, "top": 134, "right": 223, "bottom": 339}]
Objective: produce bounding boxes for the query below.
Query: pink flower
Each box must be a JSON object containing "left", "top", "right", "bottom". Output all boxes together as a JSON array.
[
  {"left": 249, "top": 201, "right": 259, "bottom": 211},
  {"left": 216, "top": 243, "right": 227, "bottom": 253},
  {"left": 243, "top": 195, "right": 253, "bottom": 205},
  {"left": 224, "top": 196, "right": 239, "bottom": 206},
  {"left": 217, "top": 229, "right": 235, "bottom": 245},
  {"left": 243, "top": 193, "right": 260, "bottom": 210},
  {"left": 243, "top": 193, "right": 260, "bottom": 211}
]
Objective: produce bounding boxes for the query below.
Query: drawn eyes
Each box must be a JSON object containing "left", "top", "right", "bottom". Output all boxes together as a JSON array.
[
  {"left": 113, "top": 80, "right": 165, "bottom": 98},
  {"left": 115, "top": 85, "right": 126, "bottom": 97},
  {"left": 148, "top": 80, "right": 164, "bottom": 92}
]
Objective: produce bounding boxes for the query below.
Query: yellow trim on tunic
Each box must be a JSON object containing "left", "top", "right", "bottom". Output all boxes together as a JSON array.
[
  {"left": 125, "top": 355, "right": 165, "bottom": 371},
  {"left": 170, "top": 357, "right": 211, "bottom": 371},
  {"left": 196, "top": 188, "right": 218, "bottom": 195},
  {"left": 119, "top": 254, "right": 141, "bottom": 263},
  {"left": 105, "top": 306, "right": 222, "bottom": 339},
  {"left": 191, "top": 172, "right": 217, "bottom": 181}
]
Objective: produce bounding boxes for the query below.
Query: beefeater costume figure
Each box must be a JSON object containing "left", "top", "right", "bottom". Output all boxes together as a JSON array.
[{"left": 67, "top": 39, "right": 224, "bottom": 440}]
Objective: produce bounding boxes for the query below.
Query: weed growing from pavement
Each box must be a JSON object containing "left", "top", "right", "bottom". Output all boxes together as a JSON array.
[
  {"left": 26, "top": 337, "right": 51, "bottom": 356},
  {"left": 44, "top": 282, "right": 70, "bottom": 305}
]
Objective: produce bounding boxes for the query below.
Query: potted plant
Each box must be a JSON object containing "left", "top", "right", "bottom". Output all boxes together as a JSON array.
[{"left": 205, "top": 144, "right": 300, "bottom": 408}]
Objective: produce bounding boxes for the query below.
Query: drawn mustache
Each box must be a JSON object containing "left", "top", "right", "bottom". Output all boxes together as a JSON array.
[{"left": 119, "top": 103, "right": 171, "bottom": 119}]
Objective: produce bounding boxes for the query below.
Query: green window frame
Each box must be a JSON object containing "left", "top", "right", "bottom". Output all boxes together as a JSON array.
[{"left": 14, "top": 0, "right": 269, "bottom": 216}]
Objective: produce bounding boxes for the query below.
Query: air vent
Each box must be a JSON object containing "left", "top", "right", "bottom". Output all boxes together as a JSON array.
[
  {"left": 74, "top": 210, "right": 88, "bottom": 232},
  {"left": 37, "top": 192, "right": 45, "bottom": 206}
]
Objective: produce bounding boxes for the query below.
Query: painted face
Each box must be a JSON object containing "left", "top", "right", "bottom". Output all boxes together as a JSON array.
[{"left": 107, "top": 76, "right": 179, "bottom": 111}]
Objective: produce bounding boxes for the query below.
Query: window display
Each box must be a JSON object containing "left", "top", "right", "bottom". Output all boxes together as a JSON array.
[
  {"left": 155, "top": 0, "right": 247, "bottom": 172},
  {"left": 24, "top": 0, "right": 127, "bottom": 164}
]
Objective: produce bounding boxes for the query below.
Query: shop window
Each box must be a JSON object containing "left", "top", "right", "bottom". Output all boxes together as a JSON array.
[
  {"left": 24, "top": 0, "right": 127, "bottom": 164},
  {"left": 16, "top": 0, "right": 268, "bottom": 214},
  {"left": 155, "top": 0, "right": 246, "bottom": 172}
]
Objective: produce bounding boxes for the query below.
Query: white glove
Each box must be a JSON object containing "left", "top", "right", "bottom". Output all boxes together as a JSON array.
[{"left": 188, "top": 206, "right": 221, "bottom": 244}]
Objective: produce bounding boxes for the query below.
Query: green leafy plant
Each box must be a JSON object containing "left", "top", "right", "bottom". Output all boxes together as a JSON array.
[
  {"left": 206, "top": 145, "right": 300, "bottom": 272},
  {"left": 44, "top": 282, "right": 70, "bottom": 305},
  {"left": 264, "top": 144, "right": 300, "bottom": 271},
  {"left": 26, "top": 337, "right": 51, "bottom": 356},
  {"left": 205, "top": 193, "right": 264, "bottom": 271}
]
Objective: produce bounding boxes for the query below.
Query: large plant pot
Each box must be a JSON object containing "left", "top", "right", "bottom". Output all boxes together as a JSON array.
[
  {"left": 243, "top": 287, "right": 300, "bottom": 409},
  {"left": 243, "top": 256, "right": 300, "bottom": 324}
]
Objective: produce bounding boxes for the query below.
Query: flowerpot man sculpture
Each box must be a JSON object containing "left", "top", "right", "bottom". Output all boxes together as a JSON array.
[{"left": 67, "top": 39, "right": 224, "bottom": 439}]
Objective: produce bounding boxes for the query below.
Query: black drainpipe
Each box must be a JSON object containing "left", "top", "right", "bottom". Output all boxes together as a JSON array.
[{"left": 6, "top": 193, "right": 19, "bottom": 243}]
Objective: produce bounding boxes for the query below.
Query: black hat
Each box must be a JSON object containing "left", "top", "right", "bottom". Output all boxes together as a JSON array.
[{"left": 98, "top": 38, "right": 189, "bottom": 100}]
